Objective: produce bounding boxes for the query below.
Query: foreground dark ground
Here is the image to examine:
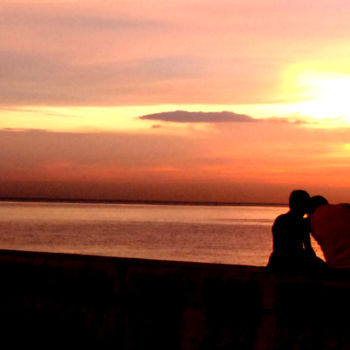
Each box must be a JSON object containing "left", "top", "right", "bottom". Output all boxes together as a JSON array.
[{"left": 0, "top": 249, "right": 349, "bottom": 349}]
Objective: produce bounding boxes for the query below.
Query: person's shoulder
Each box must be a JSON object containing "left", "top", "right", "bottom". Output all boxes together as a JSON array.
[
  {"left": 333, "top": 203, "right": 350, "bottom": 216},
  {"left": 273, "top": 213, "right": 290, "bottom": 225},
  {"left": 317, "top": 203, "right": 346, "bottom": 214},
  {"left": 312, "top": 203, "right": 350, "bottom": 222},
  {"left": 338, "top": 203, "right": 350, "bottom": 210},
  {"left": 313, "top": 203, "right": 331, "bottom": 216}
]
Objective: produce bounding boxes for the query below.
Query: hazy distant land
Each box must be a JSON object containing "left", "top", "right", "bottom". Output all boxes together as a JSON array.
[{"left": 0, "top": 196, "right": 286, "bottom": 207}]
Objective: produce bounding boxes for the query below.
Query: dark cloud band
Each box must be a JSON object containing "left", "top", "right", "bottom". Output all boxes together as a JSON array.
[{"left": 139, "top": 110, "right": 256, "bottom": 123}]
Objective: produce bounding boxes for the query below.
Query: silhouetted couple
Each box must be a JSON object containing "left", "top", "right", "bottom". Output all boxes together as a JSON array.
[{"left": 267, "top": 190, "right": 328, "bottom": 274}]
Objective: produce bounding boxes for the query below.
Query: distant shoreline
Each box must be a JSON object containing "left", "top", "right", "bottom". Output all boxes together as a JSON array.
[{"left": 0, "top": 197, "right": 286, "bottom": 207}]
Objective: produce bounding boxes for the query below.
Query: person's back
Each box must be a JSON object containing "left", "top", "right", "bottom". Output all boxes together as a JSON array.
[
  {"left": 272, "top": 212, "right": 308, "bottom": 256},
  {"left": 267, "top": 190, "right": 314, "bottom": 272},
  {"left": 311, "top": 203, "right": 350, "bottom": 269}
]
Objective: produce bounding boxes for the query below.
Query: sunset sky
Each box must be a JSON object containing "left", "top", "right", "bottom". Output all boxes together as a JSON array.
[{"left": 2, "top": 0, "right": 350, "bottom": 204}]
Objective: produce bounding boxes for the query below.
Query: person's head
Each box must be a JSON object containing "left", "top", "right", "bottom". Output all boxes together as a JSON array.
[
  {"left": 308, "top": 195, "right": 328, "bottom": 215},
  {"left": 289, "top": 190, "right": 310, "bottom": 215}
]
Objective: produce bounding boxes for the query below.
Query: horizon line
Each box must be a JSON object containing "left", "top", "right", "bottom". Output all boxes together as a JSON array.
[{"left": 0, "top": 196, "right": 287, "bottom": 207}]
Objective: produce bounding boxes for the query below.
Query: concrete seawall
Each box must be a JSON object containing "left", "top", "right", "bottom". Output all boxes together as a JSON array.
[{"left": 0, "top": 249, "right": 349, "bottom": 349}]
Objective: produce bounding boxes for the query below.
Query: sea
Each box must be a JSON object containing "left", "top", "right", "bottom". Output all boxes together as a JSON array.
[{"left": 0, "top": 201, "right": 323, "bottom": 267}]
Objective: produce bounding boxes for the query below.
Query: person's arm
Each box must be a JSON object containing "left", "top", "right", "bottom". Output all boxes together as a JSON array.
[
  {"left": 272, "top": 216, "right": 282, "bottom": 252},
  {"left": 303, "top": 233, "right": 316, "bottom": 255},
  {"left": 303, "top": 218, "right": 316, "bottom": 255}
]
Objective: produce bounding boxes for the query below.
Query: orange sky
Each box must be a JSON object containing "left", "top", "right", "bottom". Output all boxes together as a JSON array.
[{"left": 1, "top": 0, "right": 350, "bottom": 204}]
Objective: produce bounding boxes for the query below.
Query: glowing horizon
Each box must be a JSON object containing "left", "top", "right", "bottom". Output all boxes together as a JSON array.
[{"left": 2, "top": 0, "right": 350, "bottom": 203}]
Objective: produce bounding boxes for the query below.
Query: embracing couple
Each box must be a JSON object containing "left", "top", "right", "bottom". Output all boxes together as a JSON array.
[{"left": 267, "top": 189, "right": 350, "bottom": 273}]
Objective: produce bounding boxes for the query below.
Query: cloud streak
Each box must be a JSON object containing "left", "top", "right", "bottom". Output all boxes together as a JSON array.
[
  {"left": 0, "top": 51, "right": 208, "bottom": 105},
  {"left": 138, "top": 110, "right": 313, "bottom": 125},
  {"left": 139, "top": 110, "right": 256, "bottom": 123}
]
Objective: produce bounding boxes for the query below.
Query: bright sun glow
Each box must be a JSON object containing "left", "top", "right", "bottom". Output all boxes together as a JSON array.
[
  {"left": 285, "top": 68, "right": 350, "bottom": 124},
  {"left": 3, "top": 68, "right": 350, "bottom": 133}
]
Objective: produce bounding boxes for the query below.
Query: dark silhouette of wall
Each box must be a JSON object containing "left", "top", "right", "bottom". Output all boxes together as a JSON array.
[{"left": 0, "top": 249, "right": 349, "bottom": 349}]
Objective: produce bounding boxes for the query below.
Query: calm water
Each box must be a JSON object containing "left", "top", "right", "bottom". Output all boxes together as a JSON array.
[{"left": 0, "top": 201, "right": 322, "bottom": 266}]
